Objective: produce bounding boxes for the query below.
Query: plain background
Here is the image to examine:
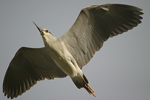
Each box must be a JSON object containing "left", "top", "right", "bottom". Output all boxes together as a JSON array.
[{"left": 0, "top": 0, "right": 149, "bottom": 100}]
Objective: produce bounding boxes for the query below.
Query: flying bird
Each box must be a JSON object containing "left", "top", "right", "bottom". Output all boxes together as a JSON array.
[{"left": 3, "top": 4, "right": 143, "bottom": 99}]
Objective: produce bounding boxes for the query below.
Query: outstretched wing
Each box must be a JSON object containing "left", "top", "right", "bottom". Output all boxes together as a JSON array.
[
  {"left": 60, "top": 4, "right": 143, "bottom": 68},
  {"left": 3, "top": 47, "right": 67, "bottom": 99}
]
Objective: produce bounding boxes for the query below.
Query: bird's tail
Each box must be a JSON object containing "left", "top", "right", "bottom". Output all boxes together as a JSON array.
[{"left": 71, "top": 74, "right": 95, "bottom": 97}]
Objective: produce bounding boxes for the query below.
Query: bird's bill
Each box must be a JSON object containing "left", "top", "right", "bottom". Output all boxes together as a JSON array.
[{"left": 33, "top": 22, "right": 43, "bottom": 32}]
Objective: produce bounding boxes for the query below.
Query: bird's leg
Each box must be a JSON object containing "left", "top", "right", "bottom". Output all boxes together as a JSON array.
[
  {"left": 83, "top": 83, "right": 96, "bottom": 97},
  {"left": 72, "top": 74, "right": 96, "bottom": 97}
]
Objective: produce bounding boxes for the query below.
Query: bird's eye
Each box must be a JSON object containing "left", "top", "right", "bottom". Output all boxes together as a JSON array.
[{"left": 45, "top": 30, "right": 49, "bottom": 33}]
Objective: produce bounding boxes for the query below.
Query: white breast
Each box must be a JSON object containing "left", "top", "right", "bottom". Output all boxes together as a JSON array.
[{"left": 46, "top": 41, "right": 82, "bottom": 77}]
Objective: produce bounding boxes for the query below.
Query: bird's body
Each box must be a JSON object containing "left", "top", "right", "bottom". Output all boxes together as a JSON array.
[
  {"left": 41, "top": 29, "right": 82, "bottom": 77},
  {"left": 3, "top": 4, "right": 143, "bottom": 99},
  {"left": 46, "top": 39, "right": 82, "bottom": 77},
  {"left": 37, "top": 27, "right": 94, "bottom": 95}
]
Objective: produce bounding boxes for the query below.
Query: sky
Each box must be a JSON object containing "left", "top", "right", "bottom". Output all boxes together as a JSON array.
[{"left": 0, "top": 0, "right": 149, "bottom": 100}]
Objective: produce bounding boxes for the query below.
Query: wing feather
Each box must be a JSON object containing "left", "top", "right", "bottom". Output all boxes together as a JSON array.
[
  {"left": 60, "top": 4, "right": 143, "bottom": 68},
  {"left": 3, "top": 47, "right": 67, "bottom": 99}
]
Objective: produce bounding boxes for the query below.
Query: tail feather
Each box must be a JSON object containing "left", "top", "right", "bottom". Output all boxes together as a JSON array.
[{"left": 71, "top": 74, "right": 95, "bottom": 96}]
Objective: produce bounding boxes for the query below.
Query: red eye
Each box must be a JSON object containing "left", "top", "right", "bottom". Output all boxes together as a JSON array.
[{"left": 45, "top": 30, "right": 49, "bottom": 33}]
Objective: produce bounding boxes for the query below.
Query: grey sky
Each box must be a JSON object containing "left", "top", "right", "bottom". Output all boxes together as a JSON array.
[{"left": 0, "top": 0, "right": 149, "bottom": 100}]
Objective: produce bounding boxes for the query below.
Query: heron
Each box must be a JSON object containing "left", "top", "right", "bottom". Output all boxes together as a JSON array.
[{"left": 3, "top": 4, "right": 143, "bottom": 99}]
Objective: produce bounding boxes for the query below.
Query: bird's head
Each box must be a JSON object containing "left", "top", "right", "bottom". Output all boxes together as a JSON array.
[
  {"left": 33, "top": 22, "right": 51, "bottom": 35},
  {"left": 33, "top": 22, "right": 56, "bottom": 44}
]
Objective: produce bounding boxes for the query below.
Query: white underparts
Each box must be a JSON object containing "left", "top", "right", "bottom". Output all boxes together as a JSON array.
[{"left": 43, "top": 34, "right": 83, "bottom": 77}]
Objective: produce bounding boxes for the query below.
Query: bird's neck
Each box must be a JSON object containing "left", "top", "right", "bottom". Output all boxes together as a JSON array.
[{"left": 42, "top": 33, "right": 57, "bottom": 46}]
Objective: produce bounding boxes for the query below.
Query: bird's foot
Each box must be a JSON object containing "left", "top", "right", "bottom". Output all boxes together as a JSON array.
[{"left": 84, "top": 84, "right": 96, "bottom": 97}]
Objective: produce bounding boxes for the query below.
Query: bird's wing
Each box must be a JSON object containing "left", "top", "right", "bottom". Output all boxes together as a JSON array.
[
  {"left": 60, "top": 4, "right": 143, "bottom": 68},
  {"left": 3, "top": 47, "right": 67, "bottom": 99}
]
